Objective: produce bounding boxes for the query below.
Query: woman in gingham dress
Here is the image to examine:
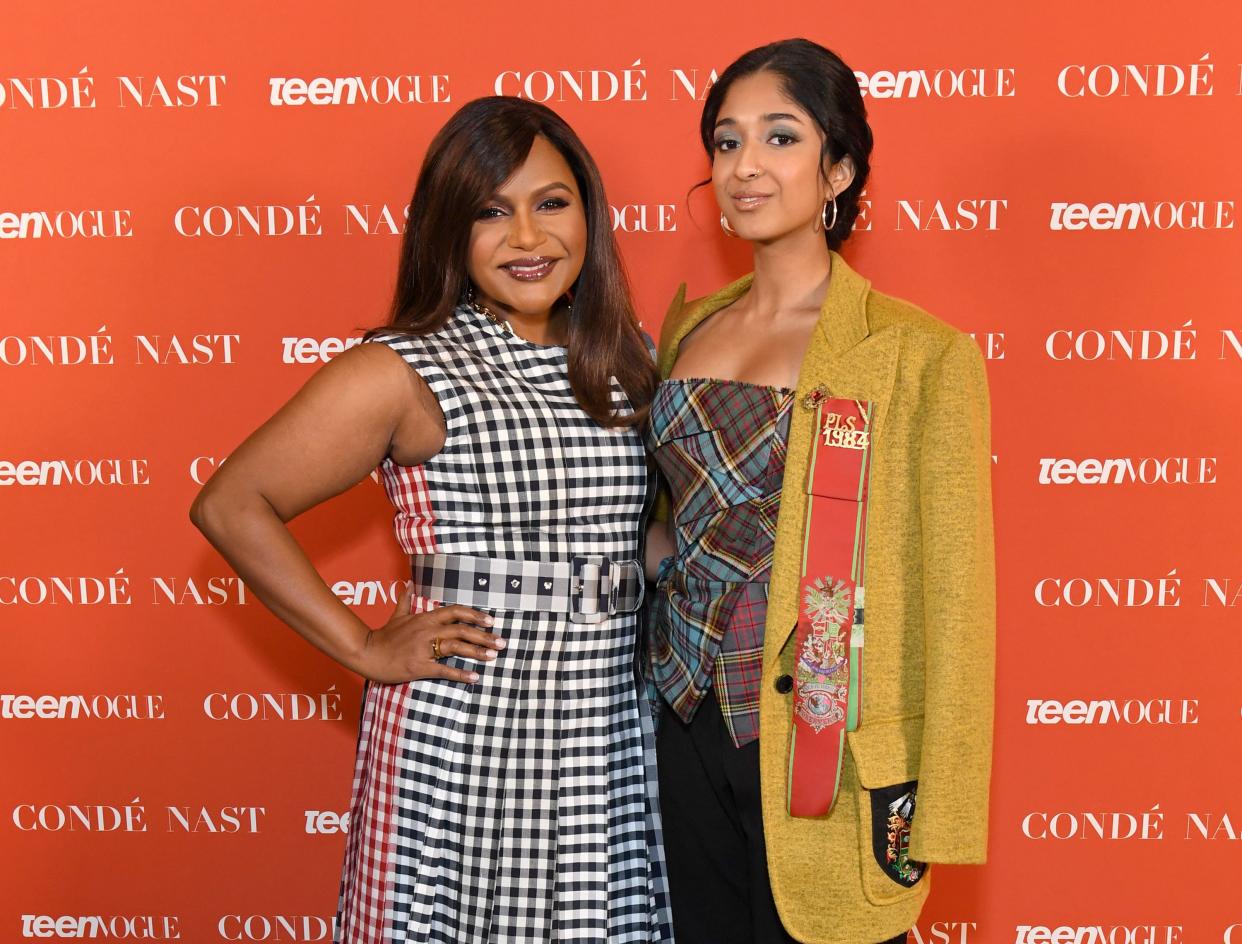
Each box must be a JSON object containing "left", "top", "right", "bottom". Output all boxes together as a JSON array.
[{"left": 191, "top": 98, "right": 673, "bottom": 943}]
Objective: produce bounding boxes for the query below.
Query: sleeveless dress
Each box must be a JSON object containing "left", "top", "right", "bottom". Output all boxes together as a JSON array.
[{"left": 334, "top": 304, "right": 674, "bottom": 944}]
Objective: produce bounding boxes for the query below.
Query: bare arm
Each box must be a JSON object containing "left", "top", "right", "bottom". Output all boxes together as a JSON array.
[
  {"left": 645, "top": 518, "right": 674, "bottom": 581},
  {"left": 190, "top": 342, "right": 503, "bottom": 684}
]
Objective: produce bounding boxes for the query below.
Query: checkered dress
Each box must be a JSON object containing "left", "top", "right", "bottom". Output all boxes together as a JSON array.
[
  {"left": 335, "top": 305, "right": 673, "bottom": 944},
  {"left": 646, "top": 378, "right": 793, "bottom": 747}
]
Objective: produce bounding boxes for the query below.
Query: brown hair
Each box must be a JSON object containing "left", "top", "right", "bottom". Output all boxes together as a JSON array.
[{"left": 373, "top": 96, "right": 656, "bottom": 427}]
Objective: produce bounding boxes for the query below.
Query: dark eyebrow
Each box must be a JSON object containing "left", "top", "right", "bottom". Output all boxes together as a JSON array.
[
  {"left": 532, "top": 181, "right": 573, "bottom": 198},
  {"left": 714, "top": 113, "right": 804, "bottom": 130},
  {"left": 485, "top": 181, "right": 573, "bottom": 206}
]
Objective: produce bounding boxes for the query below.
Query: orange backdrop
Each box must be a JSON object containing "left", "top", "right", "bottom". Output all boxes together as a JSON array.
[{"left": 3, "top": 2, "right": 1241, "bottom": 941}]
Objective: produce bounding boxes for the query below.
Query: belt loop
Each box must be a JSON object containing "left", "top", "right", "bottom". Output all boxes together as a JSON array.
[
  {"left": 607, "top": 559, "right": 621, "bottom": 615},
  {"left": 570, "top": 556, "right": 608, "bottom": 624}
]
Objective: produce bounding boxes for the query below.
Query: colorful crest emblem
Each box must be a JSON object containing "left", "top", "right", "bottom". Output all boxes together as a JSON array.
[{"left": 795, "top": 576, "right": 853, "bottom": 733}]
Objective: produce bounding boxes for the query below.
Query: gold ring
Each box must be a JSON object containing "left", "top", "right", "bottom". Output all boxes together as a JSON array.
[{"left": 431, "top": 637, "right": 442, "bottom": 660}]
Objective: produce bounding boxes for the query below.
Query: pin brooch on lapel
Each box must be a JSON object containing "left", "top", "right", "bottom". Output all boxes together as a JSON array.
[{"left": 801, "top": 385, "right": 830, "bottom": 412}]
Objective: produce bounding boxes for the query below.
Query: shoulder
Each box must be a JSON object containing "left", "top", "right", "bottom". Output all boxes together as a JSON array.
[
  {"left": 864, "top": 288, "right": 988, "bottom": 417},
  {"left": 863, "top": 284, "right": 988, "bottom": 400},
  {"left": 316, "top": 337, "right": 424, "bottom": 393},
  {"left": 869, "top": 284, "right": 986, "bottom": 372},
  {"left": 865, "top": 285, "right": 966, "bottom": 362}
]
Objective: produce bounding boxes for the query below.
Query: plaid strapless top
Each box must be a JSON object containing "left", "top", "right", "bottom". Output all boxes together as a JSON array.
[{"left": 647, "top": 376, "right": 793, "bottom": 747}]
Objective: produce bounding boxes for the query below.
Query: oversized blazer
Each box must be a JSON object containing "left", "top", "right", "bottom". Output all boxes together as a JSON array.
[{"left": 654, "top": 252, "right": 995, "bottom": 944}]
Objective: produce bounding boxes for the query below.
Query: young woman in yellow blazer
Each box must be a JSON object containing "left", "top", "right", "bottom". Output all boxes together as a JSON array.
[{"left": 646, "top": 39, "right": 996, "bottom": 944}]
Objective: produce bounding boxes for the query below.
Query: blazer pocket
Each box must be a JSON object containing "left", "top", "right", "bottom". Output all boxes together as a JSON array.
[{"left": 848, "top": 717, "right": 928, "bottom": 905}]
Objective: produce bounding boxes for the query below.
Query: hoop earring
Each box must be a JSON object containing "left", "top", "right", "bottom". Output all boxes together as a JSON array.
[
  {"left": 822, "top": 191, "right": 839, "bottom": 234},
  {"left": 720, "top": 212, "right": 738, "bottom": 237}
]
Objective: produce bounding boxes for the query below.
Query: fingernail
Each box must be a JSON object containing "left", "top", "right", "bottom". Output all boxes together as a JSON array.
[
  {"left": 484, "top": 616, "right": 495, "bottom": 626},
  {"left": 494, "top": 638, "right": 506, "bottom": 649},
  {"left": 468, "top": 672, "right": 480, "bottom": 682},
  {"left": 484, "top": 650, "right": 497, "bottom": 660}
]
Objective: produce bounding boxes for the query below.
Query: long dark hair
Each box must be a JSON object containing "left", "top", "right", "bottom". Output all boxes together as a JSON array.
[
  {"left": 373, "top": 96, "right": 655, "bottom": 427},
  {"left": 700, "top": 38, "right": 873, "bottom": 250}
]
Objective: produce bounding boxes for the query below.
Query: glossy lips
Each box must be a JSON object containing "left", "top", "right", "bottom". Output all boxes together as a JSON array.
[
  {"left": 731, "top": 190, "right": 772, "bottom": 211},
  {"left": 501, "top": 256, "right": 558, "bottom": 281}
]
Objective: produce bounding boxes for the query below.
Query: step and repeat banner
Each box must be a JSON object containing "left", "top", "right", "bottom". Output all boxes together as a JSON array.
[{"left": 2, "top": 2, "right": 1240, "bottom": 942}]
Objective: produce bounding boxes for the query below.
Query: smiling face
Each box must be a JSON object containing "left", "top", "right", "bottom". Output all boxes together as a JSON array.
[
  {"left": 711, "top": 70, "right": 854, "bottom": 244},
  {"left": 468, "top": 134, "right": 587, "bottom": 319}
]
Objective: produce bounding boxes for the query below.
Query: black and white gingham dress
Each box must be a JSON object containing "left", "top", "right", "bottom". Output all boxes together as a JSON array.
[{"left": 335, "top": 304, "right": 674, "bottom": 944}]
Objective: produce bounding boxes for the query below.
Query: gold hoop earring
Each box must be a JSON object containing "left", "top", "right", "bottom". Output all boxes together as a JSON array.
[
  {"left": 720, "top": 212, "right": 738, "bottom": 237},
  {"left": 823, "top": 192, "right": 839, "bottom": 234}
]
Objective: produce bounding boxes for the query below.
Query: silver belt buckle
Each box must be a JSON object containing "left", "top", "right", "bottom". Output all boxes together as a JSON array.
[{"left": 570, "top": 556, "right": 609, "bottom": 624}]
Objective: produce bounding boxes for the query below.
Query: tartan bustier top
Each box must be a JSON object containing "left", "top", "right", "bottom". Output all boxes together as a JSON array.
[{"left": 647, "top": 377, "right": 793, "bottom": 747}]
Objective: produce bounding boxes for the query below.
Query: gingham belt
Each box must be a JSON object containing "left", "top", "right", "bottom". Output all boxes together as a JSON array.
[{"left": 409, "top": 553, "right": 645, "bottom": 624}]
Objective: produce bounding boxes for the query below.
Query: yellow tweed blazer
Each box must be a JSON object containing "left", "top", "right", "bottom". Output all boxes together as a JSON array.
[{"left": 655, "top": 252, "right": 995, "bottom": 944}]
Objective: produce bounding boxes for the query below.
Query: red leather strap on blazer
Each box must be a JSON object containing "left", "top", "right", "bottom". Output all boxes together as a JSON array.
[{"left": 788, "top": 395, "right": 873, "bottom": 818}]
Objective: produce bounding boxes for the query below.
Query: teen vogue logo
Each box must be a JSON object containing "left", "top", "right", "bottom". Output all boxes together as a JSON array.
[
  {"left": 1037, "top": 457, "right": 1217, "bottom": 486},
  {"left": 20, "top": 915, "right": 181, "bottom": 940},
  {"left": 268, "top": 74, "right": 449, "bottom": 106},
  {"left": 282, "top": 336, "right": 364, "bottom": 364},
  {"left": 1049, "top": 201, "right": 1234, "bottom": 230},
  {"left": 304, "top": 809, "right": 350, "bottom": 834},
  {"left": 331, "top": 579, "right": 411, "bottom": 607},
  {"left": 0, "top": 693, "right": 165, "bottom": 720},
  {"left": 854, "top": 67, "right": 1015, "bottom": 98},
  {"left": 0, "top": 209, "right": 132, "bottom": 239},
  {"left": 0, "top": 459, "right": 150, "bottom": 487},
  {"left": 1014, "top": 927, "right": 1182, "bottom": 944},
  {"left": 1025, "top": 699, "right": 1199, "bottom": 726}
]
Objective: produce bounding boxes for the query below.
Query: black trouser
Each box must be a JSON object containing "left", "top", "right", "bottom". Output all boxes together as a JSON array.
[{"left": 656, "top": 688, "right": 907, "bottom": 944}]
